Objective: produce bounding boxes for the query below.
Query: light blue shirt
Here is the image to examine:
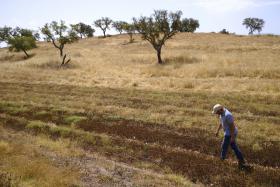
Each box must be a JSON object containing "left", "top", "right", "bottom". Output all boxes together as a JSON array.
[{"left": 220, "top": 108, "right": 238, "bottom": 136}]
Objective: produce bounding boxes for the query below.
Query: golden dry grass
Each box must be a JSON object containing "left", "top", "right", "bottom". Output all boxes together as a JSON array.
[
  {"left": 0, "top": 33, "right": 279, "bottom": 94},
  {"left": 0, "top": 126, "right": 81, "bottom": 187}
]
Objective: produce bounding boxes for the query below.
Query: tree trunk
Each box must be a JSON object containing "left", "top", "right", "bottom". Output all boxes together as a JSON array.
[
  {"left": 61, "top": 54, "right": 71, "bottom": 67},
  {"left": 59, "top": 47, "right": 63, "bottom": 57},
  {"left": 156, "top": 48, "right": 163, "bottom": 64},
  {"left": 61, "top": 54, "right": 66, "bottom": 67},
  {"left": 103, "top": 30, "right": 106, "bottom": 38},
  {"left": 129, "top": 34, "right": 133, "bottom": 43},
  {"left": 22, "top": 49, "right": 29, "bottom": 58}
]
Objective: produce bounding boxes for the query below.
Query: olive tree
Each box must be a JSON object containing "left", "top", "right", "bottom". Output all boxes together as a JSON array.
[
  {"left": 0, "top": 26, "right": 13, "bottom": 42},
  {"left": 13, "top": 27, "right": 40, "bottom": 40},
  {"left": 41, "top": 20, "right": 79, "bottom": 66},
  {"left": 94, "top": 17, "right": 112, "bottom": 37},
  {"left": 0, "top": 26, "right": 37, "bottom": 58},
  {"left": 133, "top": 10, "right": 182, "bottom": 64},
  {"left": 123, "top": 23, "right": 136, "bottom": 43},
  {"left": 243, "top": 18, "right": 265, "bottom": 35},
  {"left": 180, "top": 18, "right": 199, "bottom": 33},
  {"left": 71, "top": 22, "right": 95, "bottom": 38},
  {"left": 112, "top": 21, "right": 127, "bottom": 34},
  {"left": 8, "top": 36, "right": 36, "bottom": 58}
]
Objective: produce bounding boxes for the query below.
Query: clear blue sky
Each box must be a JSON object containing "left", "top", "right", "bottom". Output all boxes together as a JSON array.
[{"left": 0, "top": 0, "right": 280, "bottom": 35}]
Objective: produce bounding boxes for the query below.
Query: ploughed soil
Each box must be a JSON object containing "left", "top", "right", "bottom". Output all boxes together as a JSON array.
[{"left": 0, "top": 81, "right": 280, "bottom": 186}]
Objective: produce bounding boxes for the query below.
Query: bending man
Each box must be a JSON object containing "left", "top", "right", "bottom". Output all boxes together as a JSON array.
[{"left": 212, "top": 104, "right": 246, "bottom": 168}]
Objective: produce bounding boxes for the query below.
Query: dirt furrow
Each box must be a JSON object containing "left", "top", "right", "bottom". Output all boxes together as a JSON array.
[
  {"left": 1, "top": 114, "right": 280, "bottom": 187},
  {"left": 0, "top": 103, "right": 279, "bottom": 168},
  {"left": 76, "top": 118, "right": 280, "bottom": 168}
]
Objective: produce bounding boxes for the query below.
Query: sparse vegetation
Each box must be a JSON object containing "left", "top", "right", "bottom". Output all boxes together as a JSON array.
[{"left": 0, "top": 9, "right": 279, "bottom": 186}]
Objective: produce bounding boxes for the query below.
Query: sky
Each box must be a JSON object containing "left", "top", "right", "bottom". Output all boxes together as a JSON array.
[{"left": 0, "top": 0, "right": 280, "bottom": 36}]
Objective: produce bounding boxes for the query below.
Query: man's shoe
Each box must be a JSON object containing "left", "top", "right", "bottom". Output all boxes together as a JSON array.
[{"left": 238, "top": 160, "right": 246, "bottom": 170}]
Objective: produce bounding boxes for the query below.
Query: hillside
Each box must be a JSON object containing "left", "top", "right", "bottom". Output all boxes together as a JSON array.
[{"left": 0, "top": 33, "right": 280, "bottom": 186}]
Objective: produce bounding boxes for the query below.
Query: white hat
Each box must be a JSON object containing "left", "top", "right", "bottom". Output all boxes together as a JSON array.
[{"left": 212, "top": 104, "right": 223, "bottom": 114}]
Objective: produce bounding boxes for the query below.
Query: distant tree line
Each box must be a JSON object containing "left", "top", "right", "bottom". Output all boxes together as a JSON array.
[{"left": 0, "top": 10, "right": 266, "bottom": 66}]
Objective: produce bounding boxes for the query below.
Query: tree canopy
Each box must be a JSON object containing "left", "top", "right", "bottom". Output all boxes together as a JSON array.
[
  {"left": 112, "top": 21, "right": 127, "bottom": 34},
  {"left": 180, "top": 18, "right": 199, "bottom": 33},
  {"left": 94, "top": 17, "right": 113, "bottom": 38},
  {"left": 71, "top": 23, "right": 95, "bottom": 38},
  {"left": 243, "top": 18, "right": 265, "bottom": 35},
  {"left": 8, "top": 36, "right": 36, "bottom": 58},
  {"left": 133, "top": 10, "right": 182, "bottom": 64},
  {"left": 123, "top": 23, "right": 136, "bottom": 43},
  {"left": 0, "top": 26, "right": 37, "bottom": 58},
  {"left": 41, "top": 20, "right": 79, "bottom": 66}
]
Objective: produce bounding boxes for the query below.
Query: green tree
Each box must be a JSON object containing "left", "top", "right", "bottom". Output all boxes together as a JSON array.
[
  {"left": 70, "top": 22, "right": 95, "bottom": 39},
  {"left": 133, "top": 10, "right": 182, "bottom": 64},
  {"left": 123, "top": 23, "right": 136, "bottom": 43},
  {"left": 243, "top": 18, "right": 265, "bottom": 35},
  {"left": 13, "top": 27, "right": 40, "bottom": 40},
  {"left": 94, "top": 17, "right": 113, "bottom": 37},
  {"left": 112, "top": 21, "right": 127, "bottom": 34},
  {"left": 0, "top": 26, "right": 37, "bottom": 58},
  {"left": 41, "top": 20, "right": 79, "bottom": 66},
  {"left": 0, "top": 26, "right": 13, "bottom": 42},
  {"left": 180, "top": 18, "right": 199, "bottom": 33},
  {"left": 8, "top": 36, "right": 36, "bottom": 58}
]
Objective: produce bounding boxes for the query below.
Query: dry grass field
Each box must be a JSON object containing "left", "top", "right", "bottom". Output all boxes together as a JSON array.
[{"left": 0, "top": 33, "right": 280, "bottom": 186}]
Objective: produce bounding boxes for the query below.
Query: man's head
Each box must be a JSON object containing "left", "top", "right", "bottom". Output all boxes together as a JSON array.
[{"left": 212, "top": 104, "right": 224, "bottom": 115}]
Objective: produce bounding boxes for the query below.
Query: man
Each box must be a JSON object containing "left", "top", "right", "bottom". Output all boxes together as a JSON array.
[{"left": 212, "top": 104, "right": 246, "bottom": 169}]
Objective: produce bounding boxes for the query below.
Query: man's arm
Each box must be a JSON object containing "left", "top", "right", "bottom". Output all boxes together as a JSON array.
[{"left": 215, "top": 123, "right": 222, "bottom": 137}]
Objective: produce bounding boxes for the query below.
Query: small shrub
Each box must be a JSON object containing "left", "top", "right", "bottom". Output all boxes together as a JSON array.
[
  {"left": 26, "top": 121, "right": 50, "bottom": 134},
  {"left": 48, "top": 126, "right": 72, "bottom": 138},
  {"left": 219, "top": 29, "right": 230, "bottom": 34},
  {"left": 64, "top": 115, "right": 87, "bottom": 125}
]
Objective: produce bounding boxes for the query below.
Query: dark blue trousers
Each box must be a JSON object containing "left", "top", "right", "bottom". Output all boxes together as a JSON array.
[{"left": 221, "top": 135, "right": 244, "bottom": 163}]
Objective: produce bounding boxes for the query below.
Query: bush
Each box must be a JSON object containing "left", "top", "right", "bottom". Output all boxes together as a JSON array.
[
  {"left": 64, "top": 115, "right": 87, "bottom": 125},
  {"left": 26, "top": 121, "right": 50, "bottom": 134},
  {"left": 219, "top": 29, "right": 230, "bottom": 34}
]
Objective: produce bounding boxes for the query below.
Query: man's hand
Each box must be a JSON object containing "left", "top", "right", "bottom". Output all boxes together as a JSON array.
[{"left": 215, "top": 124, "right": 222, "bottom": 137}]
